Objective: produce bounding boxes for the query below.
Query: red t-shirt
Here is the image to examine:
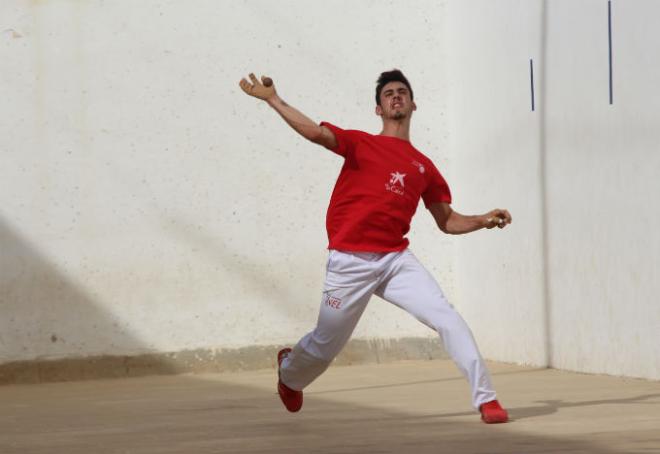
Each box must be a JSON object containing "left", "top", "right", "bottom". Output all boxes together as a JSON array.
[{"left": 321, "top": 122, "right": 452, "bottom": 252}]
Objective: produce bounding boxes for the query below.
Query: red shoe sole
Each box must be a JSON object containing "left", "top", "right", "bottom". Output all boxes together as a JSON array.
[{"left": 481, "top": 413, "right": 509, "bottom": 424}]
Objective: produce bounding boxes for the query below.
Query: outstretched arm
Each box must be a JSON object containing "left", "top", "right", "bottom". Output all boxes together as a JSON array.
[
  {"left": 239, "top": 73, "right": 337, "bottom": 150},
  {"left": 428, "top": 202, "right": 512, "bottom": 235}
]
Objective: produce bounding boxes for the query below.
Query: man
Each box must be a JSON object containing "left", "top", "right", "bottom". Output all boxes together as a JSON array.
[{"left": 239, "top": 70, "right": 512, "bottom": 424}]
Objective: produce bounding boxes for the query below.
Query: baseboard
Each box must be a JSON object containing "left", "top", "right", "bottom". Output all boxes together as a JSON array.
[{"left": 0, "top": 337, "right": 447, "bottom": 385}]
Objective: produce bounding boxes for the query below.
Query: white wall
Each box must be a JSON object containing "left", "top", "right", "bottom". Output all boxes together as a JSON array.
[
  {"left": 543, "top": 1, "right": 660, "bottom": 379},
  {"left": 445, "top": 1, "right": 548, "bottom": 367},
  {"left": 448, "top": 0, "right": 660, "bottom": 379},
  {"left": 0, "top": 0, "right": 454, "bottom": 363},
  {"left": 1, "top": 1, "right": 658, "bottom": 380}
]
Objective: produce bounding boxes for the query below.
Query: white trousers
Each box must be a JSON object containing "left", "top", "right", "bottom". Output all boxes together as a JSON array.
[{"left": 279, "top": 249, "right": 497, "bottom": 409}]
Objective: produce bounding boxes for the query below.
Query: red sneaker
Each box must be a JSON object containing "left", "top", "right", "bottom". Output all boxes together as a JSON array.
[
  {"left": 277, "top": 348, "right": 303, "bottom": 412},
  {"left": 479, "top": 400, "right": 509, "bottom": 424}
]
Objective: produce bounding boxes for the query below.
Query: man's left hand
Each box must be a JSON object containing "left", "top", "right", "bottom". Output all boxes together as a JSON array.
[{"left": 485, "top": 209, "right": 512, "bottom": 229}]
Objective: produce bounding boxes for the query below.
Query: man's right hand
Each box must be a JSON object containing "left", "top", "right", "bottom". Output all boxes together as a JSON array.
[
  {"left": 238, "top": 73, "right": 337, "bottom": 150},
  {"left": 239, "top": 73, "right": 276, "bottom": 101}
]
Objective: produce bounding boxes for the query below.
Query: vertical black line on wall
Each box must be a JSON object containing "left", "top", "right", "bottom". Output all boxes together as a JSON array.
[
  {"left": 530, "top": 59, "right": 536, "bottom": 111},
  {"left": 608, "top": 0, "right": 613, "bottom": 104}
]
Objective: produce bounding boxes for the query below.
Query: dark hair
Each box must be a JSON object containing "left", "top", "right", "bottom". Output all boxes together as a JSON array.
[{"left": 375, "top": 69, "right": 414, "bottom": 105}]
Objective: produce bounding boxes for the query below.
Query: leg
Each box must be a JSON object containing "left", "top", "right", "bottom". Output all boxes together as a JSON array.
[
  {"left": 375, "top": 249, "right": 497, "bottom": 409},
  {"left": 280, "top": 250, "right": 383, "bottom": 391}
]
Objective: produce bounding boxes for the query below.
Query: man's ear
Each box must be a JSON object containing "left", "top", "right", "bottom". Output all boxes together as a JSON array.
[
  {"left": 412, "top": 101, "right": 417, "bottom": 111},
  {"left": 375, "top": 104, "right": 383, "bottom": 116}
]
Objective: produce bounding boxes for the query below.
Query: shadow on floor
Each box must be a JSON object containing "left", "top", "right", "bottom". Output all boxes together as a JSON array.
[
  {"left": 510, "top": 392, "right": 660, "bottom": 420},
  {"left": 308, "top": 367, "right": 548, "bottom": 396},
  {"left": 393, "top": 392, "right": 660, "bottom": 423},
  {"left": 0, "top": 371, "right": 651, "bottom": 454}
]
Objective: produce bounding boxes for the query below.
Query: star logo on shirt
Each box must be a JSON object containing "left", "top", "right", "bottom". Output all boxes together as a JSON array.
[{"left": 390, "top": 172, "right": 406, "bottom": 187}]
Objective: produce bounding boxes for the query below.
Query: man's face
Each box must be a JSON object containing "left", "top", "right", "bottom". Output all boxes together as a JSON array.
[{"left": 376, "top": 81, "right": 416, "bottom": 120}]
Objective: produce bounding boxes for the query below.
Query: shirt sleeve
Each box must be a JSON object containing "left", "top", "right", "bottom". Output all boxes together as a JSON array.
[
  {"left": 320, "top": 121, "right": 356, "bottom": 158},
  {"left": 422, "top": 161, "right": 452, "bottom": 208}
]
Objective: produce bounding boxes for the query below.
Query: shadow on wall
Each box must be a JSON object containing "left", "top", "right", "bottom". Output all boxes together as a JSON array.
[
  {"left": 0, "top": 217, "right": 178, "bottom": 384},
  {"left": 160, "top": 213, "right": 318, "bottom": 319},
  {"left": 103, "top": 158, "right": 322, "bottom": 321}
]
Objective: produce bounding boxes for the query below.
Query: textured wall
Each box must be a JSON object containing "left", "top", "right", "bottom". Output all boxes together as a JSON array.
[
  {"left": 2, "top": 1, "right": 658, "bottom": 381},
  {"left": 0, "top": 0, "right": 453, "bottom": 364},
  {"left": 542, "top": 1, "right": 660, "bottom": 379},
  {"left": 448, "top": 0, "right": 659, "bottom": 379},
  {"left": 446, "top": 1, "right": 548, "bottom": 367}
]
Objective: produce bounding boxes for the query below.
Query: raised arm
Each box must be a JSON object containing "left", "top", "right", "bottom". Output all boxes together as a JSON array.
[
  {"left": 239, "top": 73, "right": 337, "bottom": 150},
  {"left": 428, "top": 202, "right": 512, "bottom": 235}
]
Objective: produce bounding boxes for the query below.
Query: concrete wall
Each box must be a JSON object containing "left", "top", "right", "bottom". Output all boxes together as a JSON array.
[
  {"left": 449, "top": 0, "right": 660, "bottom": 380},
  {"left": 445, "top": 1, "right": 548, "bottom": 367},
  {"left": 543, "top": 1, "right": 660, "bottom": 379},
  {"left": 1, "top": 1, "right": 658, "bottom": 381},
  {"left": 1, "top": 0, "right": 453, "bottom": 370}
]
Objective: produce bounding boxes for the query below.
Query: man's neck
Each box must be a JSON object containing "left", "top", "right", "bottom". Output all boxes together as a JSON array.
[{"left": 379, "top": 120, "right": 411, "bottom": 142}]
